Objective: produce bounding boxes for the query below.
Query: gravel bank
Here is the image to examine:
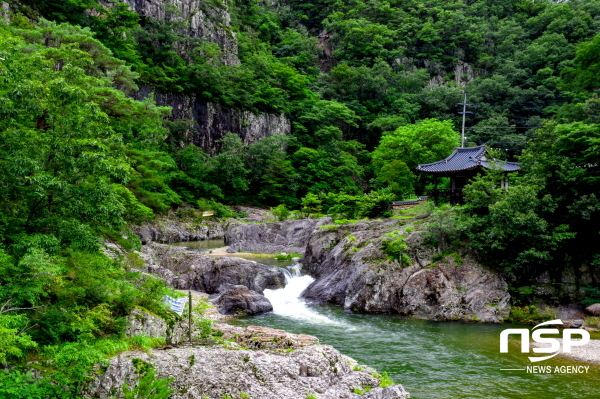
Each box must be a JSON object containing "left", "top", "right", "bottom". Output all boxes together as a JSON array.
[{"left": 532, "top": 338, "right": 600, "bottom": 363}]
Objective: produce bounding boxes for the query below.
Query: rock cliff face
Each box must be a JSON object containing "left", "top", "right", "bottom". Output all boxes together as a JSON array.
[
  {"left": 225, "top": 218, "right": 331, "bottom": 254},
  {"left": 136, "top": 86, "right": 292, "bottom": 151},
  {"left": 140, "top": 242, "right": 286, "bottom": 294},
  {"left": 86, "top": 345, "right": 411, "bottom": 399},
  {"left": 99, "top": 0, "right": 238, "bottom": 65},
  {"left": 99, "top": 0, "right": 291, "bottom": 151},
  {"left": 301, "top": 220, "right": 510, "bottom": 323},
  {"left": 132, "top": 219, "right": 225, "bottom": 244},
  {"left": 224, "top": 217, "right": 511, "bottom": 322}
]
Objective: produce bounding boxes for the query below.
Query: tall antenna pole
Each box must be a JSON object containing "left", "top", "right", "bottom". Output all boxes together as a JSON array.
[
  {"left": 461, "top": 91, "right": 467, "bottom": 147},
  {"left": 457, "top": 92, "right": 473, "bottom": 147}
]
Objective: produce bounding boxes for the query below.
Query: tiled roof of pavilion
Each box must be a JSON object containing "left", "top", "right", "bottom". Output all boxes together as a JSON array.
[{"left": 416, "top": 146, "right": 521, "bottom": 174}]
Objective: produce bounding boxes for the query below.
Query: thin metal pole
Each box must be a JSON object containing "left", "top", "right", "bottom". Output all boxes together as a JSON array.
[
  {"left": 188, "top": 289, "right": 192, "bottom": 343},
  {"left": 461, "top": 91, "right": 467, "bottom": 147}
]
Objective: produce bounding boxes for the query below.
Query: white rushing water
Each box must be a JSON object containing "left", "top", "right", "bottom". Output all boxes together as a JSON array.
[{"left": 263, "top": 260, "right": 347, "bottom": 326}]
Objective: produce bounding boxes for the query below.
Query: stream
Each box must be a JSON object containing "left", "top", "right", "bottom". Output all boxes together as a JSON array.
[
  {"left": 235, "top": 261, "right": 600, "bottom": 399},
  {"left": 174, "top": 241, "right": 600, "bottom": 398}
]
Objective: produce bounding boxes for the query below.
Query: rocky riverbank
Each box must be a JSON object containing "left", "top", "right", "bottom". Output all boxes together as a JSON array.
[
  {"left": 139, "top": 242, "right": 286, "bottom": 294},
  {"left": 86, "top": 344, "right": 410, "bottom": 399},
  {"left": 95, "top": 282, "right": 412, "bottom": 399},
  {"left": 224, "top": 216, "right": 511, "bottom": 323}
]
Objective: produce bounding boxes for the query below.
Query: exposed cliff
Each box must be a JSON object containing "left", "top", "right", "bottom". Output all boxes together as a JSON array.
[
  {"left": 135, "top": 85, "right": 291, "bottom": 151},
  {"left": 99, "top": 0, "right": 291, "bottom": 151},
  {"left": 99, "top": 0, "right": 239, "bottom": 66}
]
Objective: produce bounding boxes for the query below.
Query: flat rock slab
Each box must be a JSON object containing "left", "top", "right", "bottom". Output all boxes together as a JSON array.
[{"left": 215, "top": 324, "right": 319, "bottom": 350}]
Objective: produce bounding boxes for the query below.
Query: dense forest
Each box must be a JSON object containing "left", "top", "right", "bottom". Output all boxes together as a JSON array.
[{"left": 1, "top": 0, "right": 599, "bottom": 396}]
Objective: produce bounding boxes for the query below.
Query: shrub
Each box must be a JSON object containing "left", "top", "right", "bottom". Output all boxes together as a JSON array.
[
  {"left": 381, "top": 230, "right": 410, "bottom": 266},
  {"left": 271, "top": 204, "right": 290, "bottom": 221}
]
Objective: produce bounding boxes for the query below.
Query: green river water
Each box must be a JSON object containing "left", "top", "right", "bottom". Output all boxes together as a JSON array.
[{"left": 174, "top": 242, "right": 600, "bottom": 398}]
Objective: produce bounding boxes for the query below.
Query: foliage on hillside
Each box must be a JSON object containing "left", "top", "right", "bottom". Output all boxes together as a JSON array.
[{"left": 1, "top": 0, "right": 600, "bottom": 394}]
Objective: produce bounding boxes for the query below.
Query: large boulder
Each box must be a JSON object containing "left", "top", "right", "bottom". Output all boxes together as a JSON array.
[
  {"left": 301, "top": 219, "right": 510, "bottom": 323},
  {"left": 212, "top": 283, "right": 273, "bottom": 315},
  {"left": 225, "top": 218, "right": 331, "bottom": 254},
  {"left": 85, "top": 345, "right": 410, "bottom": 399},
  {"left": 140, "top": 243, "right": 286, "bottom": 294},
  {"left": 124, "top": 307, "right": 188, "bottom": 345},
  {"left": 586, "top": 303, "right": 600, "bottom": 315}
]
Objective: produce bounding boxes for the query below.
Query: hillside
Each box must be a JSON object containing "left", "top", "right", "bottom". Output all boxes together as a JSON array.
[{"left": 1, "top": 0, "right": 600, "bottom": 397}]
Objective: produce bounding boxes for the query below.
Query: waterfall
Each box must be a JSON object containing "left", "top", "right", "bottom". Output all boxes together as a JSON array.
[{"left": 263, "top": 260, "right": 341, "bottom": 325}]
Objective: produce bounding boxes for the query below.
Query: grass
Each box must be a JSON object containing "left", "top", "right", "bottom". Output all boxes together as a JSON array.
[
  {"left": 584, "top": 316, "right": 600, "bottom": 328},
  {"left": 506, "top": 305, "right": 558, "bottom": 325},
  {"left": 273, "top": 252, "right": 301, "bottom": 261},
  {"left": 318, "top": 225, "right": 339, "bottom": 230},
  {"left": 378, "top": 371, "right": 394, "bottom": 388},
  {"left": 352, "top": 387, "right": 372, "bottom": 394},
  {"left": 334, "top": 219, "right": 360, "bottom": 225}
]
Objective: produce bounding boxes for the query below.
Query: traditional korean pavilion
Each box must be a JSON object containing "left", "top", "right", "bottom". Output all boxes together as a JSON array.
[{"left": 416, "top": 146, "right": 521, "bottom": 204}]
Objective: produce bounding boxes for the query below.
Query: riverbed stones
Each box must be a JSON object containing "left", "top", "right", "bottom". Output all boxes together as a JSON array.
[
  {"left": 140, "top": 243, "right": 286, "bottom": 294},
  {"left": 85, "top": 345, "right": 410, "bottom": 399},
  {"left": 212, "top": 283, "right": 273, "bottom": 315}
]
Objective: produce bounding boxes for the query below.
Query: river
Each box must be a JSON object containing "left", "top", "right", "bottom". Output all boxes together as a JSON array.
[
  {"left": 234, "top": 261, "right": 600, "bottom": 399},
  {"left": 173, "top": 241, "right": 600, "bottom": 398}
]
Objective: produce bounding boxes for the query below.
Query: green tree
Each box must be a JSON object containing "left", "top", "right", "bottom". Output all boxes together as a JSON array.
[
  {"left": 0, "top": 28, "right": 130, "bottom": 250},
  {"left": 375, "top": 160, "right": 414, "bottom": 199},
  {"left": 209, "top": 133, "right": 250, "bottom": 203},
  {"left": 371, "top": 119, "right": 459, "bottom": 192}
]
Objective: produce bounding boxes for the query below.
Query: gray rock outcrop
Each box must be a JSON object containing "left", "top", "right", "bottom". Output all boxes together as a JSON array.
[
  {"left": 301, "top": 219, "right": 510, "bottom": 323},
  {"left": 134, "top": 86, "right": 292, "bottom": 152},
  {"left": 132, "top": 219, "right": 225, "bottom": 244},
  {"left": 86, "top": 345, "right": 410, "bottom": 399},
  {"left": 124, "top": 307, "right": 188, "bottom": 345},
  {"left": 225, "top": 218, "right": 331, "bottom": 254},
  {"left": 212, "top": 283, "right": 273, "bottom": 315},
  {"left": 99, "top": 0, "right": 239, "bottom": 66},
  {"left": 140, "top": 243, "right": 286, "bottom": 294},
  {"left": 98, "top": 0, "right": 291, "bottom": 152},
  {"left": 586, "top": 303, "right": 600, "bottom": 315}
]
